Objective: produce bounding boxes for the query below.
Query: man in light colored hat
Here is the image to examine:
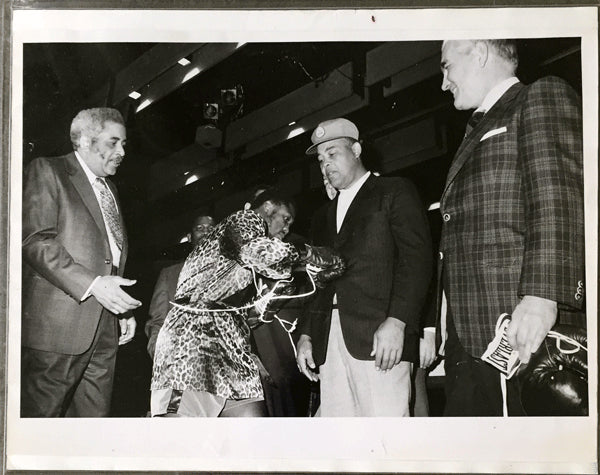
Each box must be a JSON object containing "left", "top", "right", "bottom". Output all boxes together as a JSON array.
[{"left": 296, "top": 117, "right": 433, "bottom": 416}]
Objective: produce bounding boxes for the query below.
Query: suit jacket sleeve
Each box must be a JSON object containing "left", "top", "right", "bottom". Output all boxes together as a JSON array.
[
  {"left": 145, "top": 267, "right": 173, "bottom": 358},
  {"left": 386, "top": 180, "right": 433, "bottom": 331},
  {"left": 22, "top": 157, "right": 97, "bottom": 301},
  {"left": 517, "top": 77, "right": 585, "bottom": 310}
]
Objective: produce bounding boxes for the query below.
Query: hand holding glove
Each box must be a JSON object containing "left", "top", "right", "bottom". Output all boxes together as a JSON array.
[{"left": 301, "top": 245, "right": 346, "bottom": 288}]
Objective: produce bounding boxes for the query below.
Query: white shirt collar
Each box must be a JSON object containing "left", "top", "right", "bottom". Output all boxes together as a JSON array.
[
  {"left": 477, "top": 76, "right": 519, "bottom": 113},
  {"left": 338, "top": 171, "right": 371, "bottom": 198},
  {"left": 74, "top": 150, "right": 102, "bottom": 185}
]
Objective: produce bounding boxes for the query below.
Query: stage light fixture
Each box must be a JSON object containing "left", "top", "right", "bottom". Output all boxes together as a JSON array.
[
  {"left": 195, "top": 124, "right": 223, "bottom": 149},
  {"left": 203, "top": 103, "right": 219, "bottom": 120},
  {"left": 220, "top": 88, "right": 238, "bottom": 107},
  {"left": 128, "top": 91, "right": 141, "bottom": 100},
  {"left": 178, "top": 57, "right": 191, "bottom": 66}
]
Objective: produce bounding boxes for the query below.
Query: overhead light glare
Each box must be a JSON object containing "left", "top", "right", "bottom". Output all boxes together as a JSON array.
[
  {"left": 185, "top": 174, "right": 199, "bottom": 186},
  {"left": 184, "top": 170, "right": 191, "bottom": 176},
  {"left": 287, "top": 126, "right": 305, "bottom": 140},
  {"left": 288, "top": 121, "right": 296, "bottom": 126},
  {"left": 179, "top": 235, "right": 190, "bottom": 243},
  {"left": 182, "top": 67, "right": 201, "bottom": 83},
  {"left": 178, "top": 57, "right": 191, "bottom": 66},
  {"left": 128, "top": 91, "right": 141, "bottom": 100},
  {"left": 428, "top": 201, "right": 440, "bottom": 211},
  {"left": 136, "top": 98, "right": 152, "bottom": 113},
  {"left": 236, "top": 42, "right": 247, "bottom": 49}
]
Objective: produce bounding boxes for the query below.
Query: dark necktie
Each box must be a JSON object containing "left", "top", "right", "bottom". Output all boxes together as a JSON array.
[
  {"left": 94, "top": 177, "right": 123, "bottom": 250},
  {"left": 465, "top": 110, "right": 485, "bottom": 137}
]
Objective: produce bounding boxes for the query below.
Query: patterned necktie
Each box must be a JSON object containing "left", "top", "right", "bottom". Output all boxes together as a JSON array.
[
  {"left": 94, "top": 177, "right": 123, "bottom": 250},
  {"left": 465, "top": 110, "right": 485, "bottom": 137}
]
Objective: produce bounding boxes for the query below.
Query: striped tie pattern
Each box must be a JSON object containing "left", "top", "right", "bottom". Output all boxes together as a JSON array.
[
  {"left": 465, "top": 110, "right": 485, "bottom": 137},
  {"left": 94, "top": 177, "right": 123, "bottom": 250}
]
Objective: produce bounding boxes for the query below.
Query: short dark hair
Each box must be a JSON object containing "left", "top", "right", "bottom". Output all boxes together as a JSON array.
[
  {"left": 70, "top": 107, "right": 125, "bottom": 150},
  {"left": 250, "top": 188, "right": 296, "bottom": 217}
]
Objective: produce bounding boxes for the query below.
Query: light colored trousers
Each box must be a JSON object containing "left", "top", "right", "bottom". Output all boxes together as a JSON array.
[{"left": 317, "top": 310, "right": 412, "bottom": 417}]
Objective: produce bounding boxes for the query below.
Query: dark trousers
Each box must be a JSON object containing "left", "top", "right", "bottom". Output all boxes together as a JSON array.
[
  {"left": 21, "top": 310, "right": 118, "bottom": 417},
  {"left": 443, "top": 309, "right": 525, "bottom": 417}
]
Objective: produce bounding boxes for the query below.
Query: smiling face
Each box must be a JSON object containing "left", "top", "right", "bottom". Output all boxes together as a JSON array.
[
  {"left": 81, "top": 120, "right": 127, "bottom": 177},
  {"left": 440, "top": 40, "right": 486, "bottom": 111},
  {"left": 317, "top": 138, "right": 363, "bottom": 191}
]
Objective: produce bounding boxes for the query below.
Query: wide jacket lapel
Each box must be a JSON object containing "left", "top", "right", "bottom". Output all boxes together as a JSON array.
[
  {"left": 65, "top": 152, "right": 110, "bottom": 243},
  {"left": 337, "top": 174, "right": 375, "bottom": 237},
  {"left": 441, "top": 82, "right": 523, "bottom": 205}
]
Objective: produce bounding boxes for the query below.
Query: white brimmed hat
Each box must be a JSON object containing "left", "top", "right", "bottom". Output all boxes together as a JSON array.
[{"left": 305, "top": 118, "right": 359, "bottom": 155}]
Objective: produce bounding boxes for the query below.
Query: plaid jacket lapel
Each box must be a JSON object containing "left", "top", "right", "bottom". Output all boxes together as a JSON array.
[{"left": 441, "top": 82, "right": 523, "bottom": 205}]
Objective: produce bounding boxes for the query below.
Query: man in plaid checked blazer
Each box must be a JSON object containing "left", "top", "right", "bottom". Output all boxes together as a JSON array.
[{"left": 438, "top": 40, "right": 585, "bottom": 416}]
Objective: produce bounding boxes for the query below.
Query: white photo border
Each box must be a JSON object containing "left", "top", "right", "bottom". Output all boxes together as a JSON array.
[{"left": 6, "top": 7, "right": 598, "bottom": 473}]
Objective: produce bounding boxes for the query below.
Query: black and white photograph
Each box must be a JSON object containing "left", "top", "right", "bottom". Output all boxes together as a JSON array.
[{"left": 4, "top": 5, "right": 598, "bottom": 473}]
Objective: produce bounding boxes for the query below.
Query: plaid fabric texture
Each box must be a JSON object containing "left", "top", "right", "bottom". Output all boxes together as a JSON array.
[{"left": 439, "top": 77, "right": 585, "bottom": 357}]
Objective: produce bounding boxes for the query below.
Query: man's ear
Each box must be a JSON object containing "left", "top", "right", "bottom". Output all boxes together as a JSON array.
[
  {"left": 79, "top": 136, "right": 91, "bottom": 150},
  {"left": 351, "top": 141, "right": 362, "bottom": 160},
  {"left": 261, "top": 200, "right": 275, "bottom": 215},
  {"left": 474, "top": 40, "right": 489, "bottom": 68}
]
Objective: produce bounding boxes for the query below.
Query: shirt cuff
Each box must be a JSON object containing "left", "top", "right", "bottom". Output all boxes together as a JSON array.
[
  {"left": 424, "top": 327, "right": 435, "bottom": 333},
  {"left": 81, "top": 276, "right": 101, "bottom": 301}
]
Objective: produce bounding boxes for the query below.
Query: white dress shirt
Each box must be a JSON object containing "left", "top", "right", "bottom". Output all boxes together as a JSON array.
[{"left": 476, "top": 76, "right": 519, "bottom": 114}]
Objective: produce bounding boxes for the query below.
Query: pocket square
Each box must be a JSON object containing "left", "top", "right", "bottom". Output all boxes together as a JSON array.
[{"left": 480, "top": 126, "right": 507, "bottom": 142}]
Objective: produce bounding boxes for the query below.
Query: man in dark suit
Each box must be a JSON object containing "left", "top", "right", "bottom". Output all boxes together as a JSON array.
[
  {"left": 146, "top": 215, "right": 215, "bottom": 359},
  {"left": 296, "top": 118, "right": 432, "bottom": 416},
  {"left": 438, "top": 40, "right": 585, "bottom": 416},
  {"left": 22, "top": 107, "right": 142, "bottom": 417}
]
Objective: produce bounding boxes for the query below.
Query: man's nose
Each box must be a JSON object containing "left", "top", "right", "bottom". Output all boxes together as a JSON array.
[
  {"left": 441, "top": 73, "right": 450, "bottom": 91},
  {"left": 116, "top": 142, "right": 125, "bottom": 156}
]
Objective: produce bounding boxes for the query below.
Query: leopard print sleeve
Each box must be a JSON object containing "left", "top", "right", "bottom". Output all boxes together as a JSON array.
[
  {"left": 221, "top": 209, "right": 300, "bottom": 279},
  {"left": 239, "top": 237, "right": 300, "bottom": 279}
]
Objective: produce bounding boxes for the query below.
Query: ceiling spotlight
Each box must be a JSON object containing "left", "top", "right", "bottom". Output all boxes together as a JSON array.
[
  {"left": 203, "top": 103, "right": 219, "bottom": 120},
  {"left": 128, "top": 91, "right": 141, "bottom": 100},
  {"left": 136, "top": 98, "right": 152, "bottom": 113},
  {"left": 220, "top": 88, "right": 238, "bottom": 107},
  {"left": 178, "top": 57, "right": 191, "bottom": 66},
  {"left": 182, "top": 67, "right": 201, "bottom": 84},
  {"left": 287, "top": 126, "right": 305, "bottom": 140},
  {"left": 185, "top": 174, "right": 199, "bottom": 186}
]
